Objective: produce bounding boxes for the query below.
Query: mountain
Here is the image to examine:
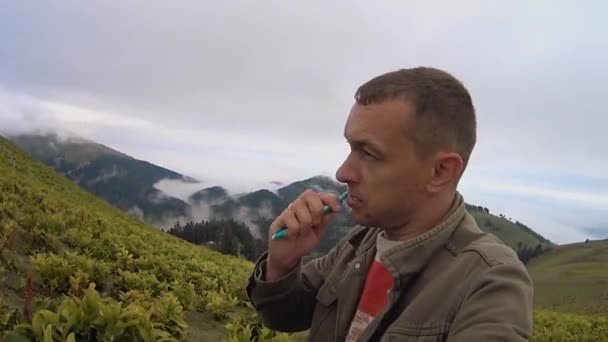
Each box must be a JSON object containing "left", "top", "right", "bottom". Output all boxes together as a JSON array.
[
  {"left": 8, "top": 133, "right": 550, "bottom": 259},
  {"left": 182, "top": 176, "right": 355, "bottom": 255},
  {"left": 1, "top": 135, "right": 605, "bottom": 341},
  {"left": 189, "top": 186, "right": 229, "bottom": 203},
  {"left": 179, "top": 175, "right": 547, "bottom": 259},
  {"left": 6, "top": 133, "right": 193, "bottom": 224},
  {"left": 527, "top": 239, "right": 608, "bottom": 315},
  {"left": 276, "top": 176, "right": 347, "bottom": 204}
]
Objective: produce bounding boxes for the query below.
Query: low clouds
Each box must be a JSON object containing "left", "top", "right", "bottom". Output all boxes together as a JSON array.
[
  {"left": 0, "top": 87, "right": 345, "bottom": 192},
  {"left": 1, "top": 1, "right": 607, "bottom": 243},
  {"left": 0, "top": 88, "right": 62, "bottom": 137}
]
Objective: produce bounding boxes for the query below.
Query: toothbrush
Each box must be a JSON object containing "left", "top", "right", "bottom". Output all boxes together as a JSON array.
[{"left": 271, "top": 191, "right": 348, "bottom": 240}]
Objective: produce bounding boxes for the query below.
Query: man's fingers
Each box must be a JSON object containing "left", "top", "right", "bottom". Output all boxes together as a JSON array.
[
  {"left": 273, "top": 189, "right": 343, "bottom": 240},
  {"left": 282, "top": 211, "right": 300, "bottom": 238},
  {"left": 304, "top": 195, "right": 325, "bottom": 226},
  {"left": 317, "top": 192, "right": 343, "bottom": 213},
  {"left": 292, "top": 201, "right": 313, "bottom": 232}
]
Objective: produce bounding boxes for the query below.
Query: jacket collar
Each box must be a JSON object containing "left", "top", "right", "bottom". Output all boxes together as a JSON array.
[{"left": 346, "top": 192, "right": 466, "bottom": 283}]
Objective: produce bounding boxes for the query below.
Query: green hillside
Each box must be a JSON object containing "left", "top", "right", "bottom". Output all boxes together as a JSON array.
[
  {"left": 0, "top": 136, "right": 288, "bottom": 341},
  {"left": 7, "top": 133, "right": 192, "bottom": 224},
  {"left": 1, "top": 136, "right": 606, "bottom": 341},
  {"left": 8, "top": 133, "right": 130, "bottom": 166},
  {"left": 473, "top": 213, "right": 542, "bottom": 248},
  {"left": 465, "top": 204, "right": 551, "bottom": 248},
  {"left": 527, "top": 239, "right": 608, "bottom": 315}
]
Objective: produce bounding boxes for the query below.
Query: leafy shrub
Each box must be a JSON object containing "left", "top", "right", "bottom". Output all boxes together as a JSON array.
[
  {"left": 531, "top": 310, "right": 608, "bottom": 341},
  {"left": 0, "top": 297, "right": 16, "bottom": 333},
  {"left": 5, "top": 283, "right": 182, "bottom": 341},
  {"left": 149, "top": 293, "right": 188, "bottom": 339},
  {"left": 225, "top": 302, "right": 292, "bottom": 342},
  {"left": 118, "top": 289, "right": 153, "bottom": 307},
  {"left": 204, "top": 289, "right": 238, "bottom": 321},
  {"left": 31, "top": 252, "right": 112, "bottom": 295},
  {"left": 117, "top": 270, "right": 162, "bottom": 294},
  {"left": 170, "top": 281, "right": 197, "bottom": 311}
]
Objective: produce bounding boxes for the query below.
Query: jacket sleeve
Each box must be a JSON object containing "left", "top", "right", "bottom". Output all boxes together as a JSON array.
[
  {"left": 447, "top": 262, "right": 534, "bottom": 341},
  {"left": 245, "top": 242, "right": 342, "bottom": 332}
]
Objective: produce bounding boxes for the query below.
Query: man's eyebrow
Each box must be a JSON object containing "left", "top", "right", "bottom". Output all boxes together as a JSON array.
[{"left": 345, "top": 136, "right": 384, "bottom": 155}]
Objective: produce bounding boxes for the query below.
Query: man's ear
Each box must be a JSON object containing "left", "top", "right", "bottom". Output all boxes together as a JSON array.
[{"left": 426, "top": 152, "right": 464, "bottom": 193}]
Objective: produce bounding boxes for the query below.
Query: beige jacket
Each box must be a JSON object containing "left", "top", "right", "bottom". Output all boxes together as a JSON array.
[{"left": 246, "top": 193, "right": 534, "bottom": 341}]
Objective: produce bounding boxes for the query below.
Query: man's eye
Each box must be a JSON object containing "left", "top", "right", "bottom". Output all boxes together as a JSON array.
[{"left": 360, "top": 149, "right": 375, "bottom": 159}]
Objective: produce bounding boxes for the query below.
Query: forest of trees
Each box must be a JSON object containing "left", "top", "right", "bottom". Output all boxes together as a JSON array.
[
  {"left": 516, "top": 242, "right": 548, "bottom": 265},
  {"left": 165, "top": 218, "right": 266, "bottom": 261},
  {"left": 465, "top": 203, "right": 490, "bottom": 214}
]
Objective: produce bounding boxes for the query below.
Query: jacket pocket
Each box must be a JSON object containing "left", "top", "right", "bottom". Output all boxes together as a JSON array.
[
  {"left": 308, "top": 281, "right": 339, "bottom": 341},
  {"left": 381, "top": 322, "right": 450, "bottom": 342}
]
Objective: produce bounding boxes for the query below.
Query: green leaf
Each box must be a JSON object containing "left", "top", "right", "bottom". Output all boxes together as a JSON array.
[
  {"left": 2, "top": 331, "right": 33, "bottom": 342},
  {"left": 42, "top": 325, "right": 54, "bottom": 342}
]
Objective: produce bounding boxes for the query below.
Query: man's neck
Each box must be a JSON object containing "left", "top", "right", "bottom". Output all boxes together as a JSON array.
[{"left": 383, "top": 192, "right": 457, "bottom": 241}]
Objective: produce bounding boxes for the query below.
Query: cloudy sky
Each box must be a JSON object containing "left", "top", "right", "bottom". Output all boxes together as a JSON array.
[{"left": 0, "top": 1, "right": 606, "bottom": 244}]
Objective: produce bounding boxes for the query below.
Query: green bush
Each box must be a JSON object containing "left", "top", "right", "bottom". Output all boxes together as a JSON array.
[
  {"left": 4, "top": 283, "right": 181, "bottom": 341},
  {"left": 225, "top": 302, "right": 292, "bottom": 342},
  {"left": 531, "top": 310, "right": 608, "bottom": 341}
]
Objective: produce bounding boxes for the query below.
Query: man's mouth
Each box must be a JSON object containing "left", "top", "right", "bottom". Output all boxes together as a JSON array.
[{"left": 346, "top": 193, "right": 363, "bottom": 208}]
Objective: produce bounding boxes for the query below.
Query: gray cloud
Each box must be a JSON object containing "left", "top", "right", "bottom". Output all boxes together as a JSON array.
[
  {"left": 3, "top": 2, "right": 606, "bottom": 146},
  {"left": 1, "top": 1, "right": 607, "bottom": 243}
]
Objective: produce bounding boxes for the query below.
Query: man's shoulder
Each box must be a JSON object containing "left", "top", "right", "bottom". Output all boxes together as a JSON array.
[{"left": 449, "top": 212, "right": 523, "bottom": 269}]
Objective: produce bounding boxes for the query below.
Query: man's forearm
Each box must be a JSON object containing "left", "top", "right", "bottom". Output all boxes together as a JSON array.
[
  {"left": 246, "top": 253, "right": 318, "bottom": 332},
  {"left": 265, "top": 257, "right": 301, "bottom": 282}
]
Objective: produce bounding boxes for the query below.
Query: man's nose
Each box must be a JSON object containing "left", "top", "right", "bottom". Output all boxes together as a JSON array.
[{"left": 336, "top": 155, "right": 358, "bottom": 184}]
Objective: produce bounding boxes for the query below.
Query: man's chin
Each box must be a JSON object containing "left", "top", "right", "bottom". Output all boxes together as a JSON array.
[{"left": 351, "top": 211, "right": 374, "bottom": 227}]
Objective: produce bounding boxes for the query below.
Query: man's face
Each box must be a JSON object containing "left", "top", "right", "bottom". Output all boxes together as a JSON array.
[{"left": 336, "top": 99, "right": 432, "bottom": 229}]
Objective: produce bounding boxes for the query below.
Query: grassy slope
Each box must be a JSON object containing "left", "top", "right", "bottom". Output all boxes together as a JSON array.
[
  {"left": 8, "top": 133, "right": 191, "bottom": 224},
  {"left": 527, "top": 239, "right": 608, "bottom": 315},
  {"left": 1, "top": 136, "right": 605, "bottom": 340},
  {"left": 471, "top": 212, "right": 546, "bottom": 249},
  {"left": 8, "top": 133, "right": 130, "bottom": 165},
  {"left": 0, "top": 136, "right": 258, "bottom": 340}
]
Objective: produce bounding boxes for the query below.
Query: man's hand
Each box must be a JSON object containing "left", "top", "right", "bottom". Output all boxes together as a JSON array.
[{"left": 265, "top": 189, "right": 342, "bottom": 282}]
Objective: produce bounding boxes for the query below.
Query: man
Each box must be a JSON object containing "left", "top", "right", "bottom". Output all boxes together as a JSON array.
[{"left": 246, "top": 67, "right": 534, "bottom": 341}]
